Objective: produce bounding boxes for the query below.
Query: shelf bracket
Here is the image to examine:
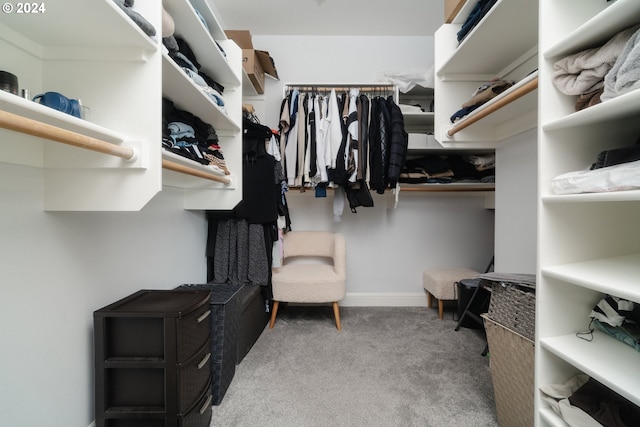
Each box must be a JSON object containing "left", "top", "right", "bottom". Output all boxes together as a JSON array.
[{"left": 0, "top": 109, "right": 136, "bottom": 161}]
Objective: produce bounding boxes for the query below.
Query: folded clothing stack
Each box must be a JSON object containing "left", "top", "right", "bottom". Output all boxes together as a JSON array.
[
  {"left": 162, "top": 98, "right": 229, "bottom": 174},
  {"left": 552, "top": 23, "right": 640, "bottom": 111}
]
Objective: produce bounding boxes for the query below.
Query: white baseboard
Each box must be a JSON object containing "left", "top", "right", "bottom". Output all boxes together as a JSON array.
[{"left": 341, "top": 292, "right": 428, "bottom": 307}]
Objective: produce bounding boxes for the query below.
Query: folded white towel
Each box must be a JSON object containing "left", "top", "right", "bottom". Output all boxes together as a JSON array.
[{"left": 551, "top": 159, "right": 640, "bottom": 195}]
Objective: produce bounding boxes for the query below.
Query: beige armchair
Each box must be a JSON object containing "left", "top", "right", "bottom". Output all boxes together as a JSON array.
[{"left": 269, "top": 231, "right": 347, "bottom": 330}]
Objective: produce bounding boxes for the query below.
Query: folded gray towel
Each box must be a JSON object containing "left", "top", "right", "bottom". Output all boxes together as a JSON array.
[
  {"left": 602, "top": 27, "right": 640, "bottom": 101},
  {"left": 552, "top": 24, "right": 640, "bottom": 95},
  {"left": 113, "top": 0, "right": 156, "bottom": 37}
]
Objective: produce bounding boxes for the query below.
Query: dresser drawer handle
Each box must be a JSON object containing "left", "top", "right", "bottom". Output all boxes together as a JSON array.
[
  {"left": 200, "top": 394, "right": 213, "bottom": 414},
  {"left": 198, "top": 352, "right": 211, "bottom": 370},
  {"left": 197, "top": 309, "right": 211, "bottom": 323}
]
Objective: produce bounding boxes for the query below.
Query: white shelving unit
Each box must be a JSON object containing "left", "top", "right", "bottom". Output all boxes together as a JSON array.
[
  {"left": 0, "top": 0, "right": 243, "bottom": 211},
  {"left": 398, "top": 86, "right": 434, "bottom": 135},
  {"left": 434, "top": 0, "right": 538, "bottom": 148},
  {"left": 409, "top": 38, "right": 494, "bottom": 196},
  {"left": 537, "top": 0, "right": 640, "bottom": 425},
  {"left": 0, "top": 0, "right": 161, "bottom": 211},
  {"left": 161, "top": 0, "right": 243, "bottom": 210}
]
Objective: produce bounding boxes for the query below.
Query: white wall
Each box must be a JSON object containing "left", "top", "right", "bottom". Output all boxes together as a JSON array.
[
  {"left": 254, "top": 35, "right": 435, "bottom": 126},
  {"left": 0, "top": 164, "right": 208, "bottom": 427},
  {"left": 250, "top": 35, "right": 497, "bottom": 303},
  {"left": 494, "top": 128, "right": 538, "bottom": 274},
  {"left": 285, "top": 191, "right": 495, "bottom": 304}
]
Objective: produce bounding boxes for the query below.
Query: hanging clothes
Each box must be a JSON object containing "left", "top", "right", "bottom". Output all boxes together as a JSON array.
[
  {"left": 386, "top": 95, "right": 409, "bottom": 189},
  {"left": 278, "top": 86, "right": 407, "bottom": 217}
]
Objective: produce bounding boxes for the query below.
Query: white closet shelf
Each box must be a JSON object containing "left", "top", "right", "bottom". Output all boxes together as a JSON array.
[
  {"left": 403, "top": 112, "right": 435, "bottom": 130},
  {"left": 449, "top": 0, "right": 475, "bottom": 25},
  {"left": 0, "top": 91, "right": 148, "bottom": 170},
  {"left": 543, "top": 0, "right": 640, "bottom": 60},
  {"left": 242, "top": 71, "right": 260, "bottom": 96},
  {"left": 542, "top": 89, "right": 640, "bottom": 132},
  {"left": 437, "top": 0, "right": 538, "bottom": 76},
  {"left": 540, "top": 332, "right": 640, "bottom": 407},
  {"left": 0, "top": 0, "right": 156, "bottom": 55},
  {"left": 442, "top": 72, "right": 538, "bottom": 144},
  {"left": 542, "top": 189, "right": 640, "bottom": 203},
  {"left": 541, "top": 253, "right": 640, "bottom": 302},
  {"left": 0, "top": 90, "right": 127, "bottom": 145},
  {"left": 188, "top": 0, "right": 228, "bottom": 40},
  {"left": 162, "top": 53, "right": 240, "bottom": 133},
  {"left": 163, "top": 0, "right": 239, "bottom": 86}
]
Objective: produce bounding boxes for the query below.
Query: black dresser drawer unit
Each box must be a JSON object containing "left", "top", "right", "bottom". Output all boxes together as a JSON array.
[{"left": 94, "top": 289, "right": 212, "bottom": 427}]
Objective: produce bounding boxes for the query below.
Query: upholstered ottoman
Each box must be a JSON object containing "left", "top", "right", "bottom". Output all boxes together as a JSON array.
[{"left": 423, "top": 268, "right": 479, "bottom": 319}]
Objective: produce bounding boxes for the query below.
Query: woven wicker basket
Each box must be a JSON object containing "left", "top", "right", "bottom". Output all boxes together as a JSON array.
[
  {"left": 483, "top": 278, "right": 536, "bottom": 341},
  {"left": 483, "top": 315, "right": 535, "bottom": 427}
]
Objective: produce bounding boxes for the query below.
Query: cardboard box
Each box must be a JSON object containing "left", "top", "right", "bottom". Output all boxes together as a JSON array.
[
  {"left": 225, "top": 30, "right": 279, "bottom": 94},
  {"left": 445, "top": 0, "right": 467, "bottom": 23}
]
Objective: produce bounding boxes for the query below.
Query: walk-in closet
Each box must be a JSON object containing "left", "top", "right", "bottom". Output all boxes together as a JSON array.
[{"left": 2, "top": 1, "right": 638, "bottom": 426}]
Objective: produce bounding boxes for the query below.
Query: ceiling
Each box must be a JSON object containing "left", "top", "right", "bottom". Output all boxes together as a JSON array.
[{"left": 211, "top": 0, "right": 445, "bottom": 37}]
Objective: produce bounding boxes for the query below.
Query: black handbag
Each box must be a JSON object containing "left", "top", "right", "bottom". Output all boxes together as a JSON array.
[{"left": 346, "top": 180, "right": 374, "bottom": 212}]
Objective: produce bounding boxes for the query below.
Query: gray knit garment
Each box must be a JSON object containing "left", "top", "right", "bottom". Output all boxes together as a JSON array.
[{"left": 214, "top": 219, "right": 269, "bottom": 286}]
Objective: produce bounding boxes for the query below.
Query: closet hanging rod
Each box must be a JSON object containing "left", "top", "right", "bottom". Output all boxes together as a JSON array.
[
  {"left": 446, "top": 76, "right": 539, "bottom": 137},
  {"left": 162, "top": 159, "right": 231, "bottom": 185},
  {"left": 0, "top": 109, "right": 136, "bottom": 160},
  {"left": 285, "top": 84, "right": 396, "bottom": 93}
]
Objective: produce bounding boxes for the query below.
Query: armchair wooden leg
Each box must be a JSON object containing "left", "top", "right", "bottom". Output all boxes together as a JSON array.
[
  {"left": 269, "top": 300, "right": 280, "bottom": 329},
  {"left": 426, "top": 291, "right": 433, "bottom": 308},
  {"left": 438, "top": 300, "right": 444, "bottom": 320},
  {"left": 333, "top": 302, "right": 342, "bottom": 331}
]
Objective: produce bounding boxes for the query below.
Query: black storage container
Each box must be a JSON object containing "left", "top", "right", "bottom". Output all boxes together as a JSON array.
[
  {"left": 457, "top": 278, "right": 490, "bottom": 329},
  {"left": 94, "top": 289, "right": 212, "bottom": 427},
  {"left": 178, "top": 282, "right": 243, "bottom": 405}
]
